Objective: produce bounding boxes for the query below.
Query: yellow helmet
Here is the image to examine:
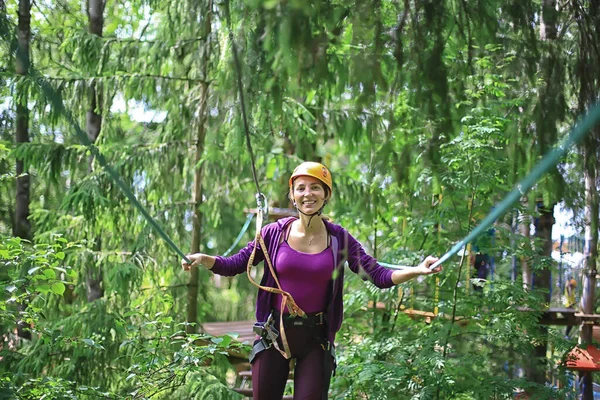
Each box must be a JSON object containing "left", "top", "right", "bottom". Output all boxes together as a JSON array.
[{"left": 289, "top": 162, "right": 333, "bottom": 194}]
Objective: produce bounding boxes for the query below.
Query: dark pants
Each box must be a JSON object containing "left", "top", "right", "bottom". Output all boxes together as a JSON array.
[
  {"left": 473, "top": 265, "right": 489, "bottom": 292},
  {"left": 565, "top": 305, "right": 575, "bottom": 337},
  {"left": 252, "top": 324, "right": 332, "bottom": 399}
]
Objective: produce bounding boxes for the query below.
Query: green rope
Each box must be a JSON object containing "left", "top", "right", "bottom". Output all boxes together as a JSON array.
[
  {"left": 27, "top": 73, "right": 600, "bottom": 271},
  {"left": 31, "top": 74, "right": 192, "bottom": 264},
  {"left": 428, "top": 103, "right": 600, "bottom": 270},
  {"left": 378, "top": 104, "right": 600, "bottom": 271},
  {"left": 378, "top": 262, "right": 410, "bottom": 270},
  {"left": 222, "top": 213, "right": 254, "bottom": 256},
  {"left": 4, "top": 11, "right": 257, "bottom": 265},
  {"left": 33, "top": 72, "right": 257, "bottom": 264}
]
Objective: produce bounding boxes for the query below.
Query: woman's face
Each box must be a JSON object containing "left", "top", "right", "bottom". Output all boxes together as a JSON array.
[{"left": 291, "top": 176, "right": 328, "bottom": 214}]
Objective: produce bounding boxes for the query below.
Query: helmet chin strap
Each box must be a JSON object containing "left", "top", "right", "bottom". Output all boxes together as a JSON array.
[{"left": 293, "top": 201, "right": 327, "bottom": 228}]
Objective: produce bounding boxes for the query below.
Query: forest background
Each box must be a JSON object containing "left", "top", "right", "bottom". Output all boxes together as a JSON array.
[{"left": 1, "top": 0, "right": 600, "bottom": 399}]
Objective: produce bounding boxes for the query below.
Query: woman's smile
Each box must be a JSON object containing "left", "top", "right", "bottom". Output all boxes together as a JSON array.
[{"left": 293, "top": 176, "right": 327, "bottom": 213}]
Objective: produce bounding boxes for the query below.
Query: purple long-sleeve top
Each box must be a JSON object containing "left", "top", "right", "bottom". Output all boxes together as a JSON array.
[{"left": 212, "top": 217, "right": 395, "bottom": 343}]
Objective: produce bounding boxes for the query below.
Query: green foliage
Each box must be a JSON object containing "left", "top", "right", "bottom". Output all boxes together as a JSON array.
[
  {"left": 0, "top": 0, "right": 595, "bottom": 398},
  {"left": 0, "top": 235, "right": 248, "bottom": 398},
  {"left": 0, "top": 236, "right": 76, "bottom": 332},
  {"left": 334, "top": 273, "right": 576, "bottom": 399}
]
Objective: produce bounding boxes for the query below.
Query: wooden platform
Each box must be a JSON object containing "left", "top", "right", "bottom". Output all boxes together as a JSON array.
[
  {"left": 399, "top": 307, "right": 600, "bottom": 327},
  {"left": 402, "top": 308, "right": 469, "bottom": 325},
  {"left": 199, "top": 311, "right": 600, "bottom": 356},
  {"left": 518, "top": 308, "right": 600, "bottom": 326}
]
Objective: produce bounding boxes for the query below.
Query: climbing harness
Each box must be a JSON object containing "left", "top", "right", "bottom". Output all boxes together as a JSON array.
[{"left": 249, "top": 312, "right": 279, "bottom": 363}]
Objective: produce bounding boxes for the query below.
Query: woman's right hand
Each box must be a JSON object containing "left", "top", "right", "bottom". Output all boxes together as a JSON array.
[{"left": 181, "top": 253, "right": 213, "bottom": 271}]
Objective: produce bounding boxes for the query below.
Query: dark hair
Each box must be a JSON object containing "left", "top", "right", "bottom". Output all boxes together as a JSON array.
[{"left": 475, "top": 253, "right": 490, "bottom": 266}]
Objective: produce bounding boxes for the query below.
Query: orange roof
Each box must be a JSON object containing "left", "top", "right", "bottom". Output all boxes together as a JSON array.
[{"left": 565, "top": 345, "right": 600, "bottom": 371}]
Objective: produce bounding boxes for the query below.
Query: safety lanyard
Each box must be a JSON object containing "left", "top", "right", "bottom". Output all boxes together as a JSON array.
[{"left": 245, "top": 195, "right": 305, "bottom": 359}]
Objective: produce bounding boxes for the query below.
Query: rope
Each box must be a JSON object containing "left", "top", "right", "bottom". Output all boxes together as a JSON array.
[
  {"left": 1, "top": 10, "right": 193, "bottom": 263},
  {"left": 380, "top": 104, "right": 600, "bottom": 275},
  {"left": 5, "top": 20, "right": 259, "bottom": 266},
  {"left": 223, "top": 0, "right": 262, "bottom": 199},
  {"left": 223, "top": 0, "right": 304, "bottom": 359},
  {"left": 428, "top": 103, "right": 600, "bottom": 270},
  {"left": 221, "top": 213, "right": 254, "bottom": 257},
  {"left": 31, "top": 74, "right": 192, "bottom": 264},
  {"left": 378, "top": 262, "right": 411, "bottom": 270}
]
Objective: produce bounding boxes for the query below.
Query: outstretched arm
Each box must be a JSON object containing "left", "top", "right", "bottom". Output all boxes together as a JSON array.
[
  {"left": 391, "top": 256, "right": 441, "bottom": 285},
  {"left": 182, "top": 253, "right": 216, "bottom": 271}
]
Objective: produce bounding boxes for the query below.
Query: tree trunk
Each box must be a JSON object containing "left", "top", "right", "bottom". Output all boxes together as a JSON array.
[
  {"left": 14, "top": 0, "right": 31, "bottom": 341},
  {"left": 520, "top": 213, "right": 532, "bottom": 288},
  {"left": 14, "top": 0, "right": 30, "bottom": 241},
  {"left": 85, "top": 0, "right": 105, "bottom": 302},
  {"left": 575, "top": 0, "right": 600, "bottom": 395},
  {"left": 524, "top": 0, "right": 560, "bottom": 387},
  {"left": 580, "top": 148, "right": 598, "bottom": 399},
  {"left": 540, "top": 0, "right": 557, "bottom": 41},
  {"left": 186, "top": 83, "right": 209, "bottom": 335},
  {"left": 186, "top": 2, "right": 212, "bottom": 335},
  {"left": 530, "top": 204, "right": 554, "bottom": 385},
  {"left": 535, "top": 204, "right": 554, "bottom": 306}
]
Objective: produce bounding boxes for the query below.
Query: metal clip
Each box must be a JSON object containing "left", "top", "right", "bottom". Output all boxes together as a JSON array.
[
  {"left": 253, "top": 313, "right": 279, "bottom": 342},
  {"left": 255, "top": 193, "right": 269, "bottom": 219}
]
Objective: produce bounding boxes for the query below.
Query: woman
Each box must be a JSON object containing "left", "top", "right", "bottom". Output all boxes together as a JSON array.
[{"left": 182, "top": 161, "right": 441, "bottom": 400}]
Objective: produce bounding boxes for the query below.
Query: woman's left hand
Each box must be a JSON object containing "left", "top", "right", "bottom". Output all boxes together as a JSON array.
[{"left": 415, "top": 255, "right": 442, "bottom": 275}]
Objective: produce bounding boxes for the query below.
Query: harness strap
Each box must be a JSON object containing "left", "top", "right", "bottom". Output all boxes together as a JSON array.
[{"left": 246, "top": 209, "right": 305, "bottom": 359}]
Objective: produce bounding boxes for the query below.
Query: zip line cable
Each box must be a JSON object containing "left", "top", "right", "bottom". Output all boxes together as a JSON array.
[{"left": 428, "top": 103, "right": 600, "bottom": 271}]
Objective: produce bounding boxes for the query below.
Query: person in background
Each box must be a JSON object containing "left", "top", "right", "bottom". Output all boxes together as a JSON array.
[
  {"left": 563, "top": 276, "right": 577, "bottom": 338},
  {"left": 472, "top": 252, "right": 490, "bottom": 292},
  {"left": 182, "top": 161, "right": 443, "bottom": 400}
]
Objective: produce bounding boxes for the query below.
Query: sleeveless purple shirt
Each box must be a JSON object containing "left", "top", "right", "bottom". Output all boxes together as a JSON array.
[{"left": 272, "top": 241, "right": 334, "bottom": 314}]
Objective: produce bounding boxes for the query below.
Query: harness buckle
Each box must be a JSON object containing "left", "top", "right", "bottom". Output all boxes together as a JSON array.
[
  {"left": 315, "top": 312, "right": 325, "bottom": 325},
  {"left": 253, "top": 313, "right": 279, "bottom": 340}
]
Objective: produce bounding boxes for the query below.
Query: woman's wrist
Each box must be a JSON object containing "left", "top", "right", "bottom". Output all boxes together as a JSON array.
[
  {"left": 391, "top": 269, "right": 420, "bottom": 285},
  {"left": 203, "top": 255, "right": 216, "bottom": 270},
  {"left": 188, "top": 253, "right": 216, "bottom": 270}
]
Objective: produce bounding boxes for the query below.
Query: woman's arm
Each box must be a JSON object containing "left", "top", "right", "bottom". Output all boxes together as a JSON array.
[
  {"left": 344, "top": 229, "right": 441, "bottom": 288},
  {"left": 181, "top": 237, "right": 264, "bottom": 277},
  {"left": 391, "top": 256, "right": 440, "bottom": 285},
  {"left": 182, "top": 253, "right": 216, "bottom": 270}
]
